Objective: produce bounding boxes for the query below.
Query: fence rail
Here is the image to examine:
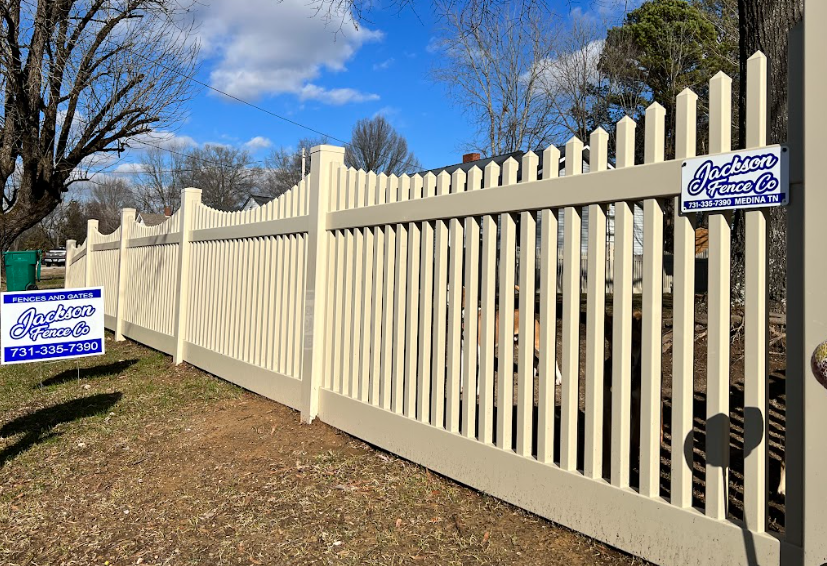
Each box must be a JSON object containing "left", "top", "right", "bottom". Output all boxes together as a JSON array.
[{"left": 65, "top": 5, "right": 827, "bottom": 563}]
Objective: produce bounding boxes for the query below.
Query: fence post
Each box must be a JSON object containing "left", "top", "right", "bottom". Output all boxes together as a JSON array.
[
  {"left": 115, "top": 208, "right": 136, "bottom": 341},
  {"left": 301, "top": 144, "right": 344, "bottom": 423},
  {"left": 84, "top": 219, "right": 98, "bottom": 287},
  {"left": 787, "top": 2, "right": 827, "bottom": 563},
  {"left": 173, "top": 188, "right": 201, "bottom": 365},
  {"left": 65, "top": 240, "right": 76, "bottom": 284}
]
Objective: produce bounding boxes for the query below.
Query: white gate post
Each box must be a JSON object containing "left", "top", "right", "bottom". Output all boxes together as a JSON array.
[
  {"left": 300, "top": 144, "right": 344, "bottom": 423},
  {"left": 65, "top": 240, "right": 76, "bottom": 285},
  {"left": 173, "top": 188, "right": 201, "bottom": 365},
  {"left": 787, "top": 1, "right": 827, "bottom": 563},
  {"left": 84, "top": 219, "right": 98, "bottom": 287},
  {"left": 115, "top": 208, "right": 135, "bottom": 341}
]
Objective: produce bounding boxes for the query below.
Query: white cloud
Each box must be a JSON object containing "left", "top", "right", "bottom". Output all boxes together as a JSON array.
[
  {"left": 533, "top": 39, "right": 605, "bottom": 93},
  {"left": 373, "top": 58, "right": 395, "bottom": 71},
  {"left": 299, "top": 84, "right": 380, "bottom": 105},
  {"left": 191, "top": 0, "right": 382, "bottom": 102},
  {"left": 128, "top": 130, "right": 198, "bottom": 151},
  {"left": 372, "top": 106, "right": 399, "bottom": 119},
  {"left": 243, "top": 136, "right": 273, "bottom": 151},
  {"left": 112, "top": 163, "right": 146, "bottom": 175},
  {"left": 426, "top": 37, "right": 443, "bottom": 54}
]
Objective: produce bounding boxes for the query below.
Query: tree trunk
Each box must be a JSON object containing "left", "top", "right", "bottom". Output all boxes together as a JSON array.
[
  {"left": 733, "top": 0, "right": 802, "bottom": 305},
  {"left": 1, "top": 176, "right": 62, "bottom": 252}
]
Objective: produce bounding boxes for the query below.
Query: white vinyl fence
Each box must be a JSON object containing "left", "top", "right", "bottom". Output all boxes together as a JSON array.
[{"left": 66, "top": 5, "right": 827, "bottom": 564}]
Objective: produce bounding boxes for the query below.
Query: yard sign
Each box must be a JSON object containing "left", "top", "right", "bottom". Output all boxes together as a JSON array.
[
  {"left": 1, "top": 287, "right": 105, "bottom": 364},
  {"left": 680, "top": 145, "right": 788, "bottom": 213}
]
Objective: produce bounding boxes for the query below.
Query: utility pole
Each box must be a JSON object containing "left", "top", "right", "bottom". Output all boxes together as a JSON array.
[{"left": 301, "top": 147, "right": 306, "bottom": 181}]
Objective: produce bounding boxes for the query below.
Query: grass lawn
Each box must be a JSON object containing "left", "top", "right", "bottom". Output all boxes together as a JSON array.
[{"left": 0, "top": 334, "right": 646, "bottom": 566}]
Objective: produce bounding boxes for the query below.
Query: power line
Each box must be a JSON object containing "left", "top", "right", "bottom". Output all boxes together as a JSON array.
[
  {"left": 80, "top": 138, "right": 266, "bottom": 186},
  {"left": 120, "top": 45, "right": 428, "bottom": 175},
  {"left": 121, "top": 129, "right": 427, "bottom": 183},
  {"left": 97, "top": 168, "right": 195, "bottom": 175},
  {"left": 123, "top": 46, "right": 350, "bottom": 146},
  {"left": 127, "top": 137, "right": 267, "bottom": 169}
]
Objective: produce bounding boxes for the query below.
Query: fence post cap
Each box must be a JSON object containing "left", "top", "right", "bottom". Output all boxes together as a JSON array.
[
  {"left": 591, "top": 126, "right": 609, "bottom": 139},
  {"left": 181, "top": 187, "right": 202, "bottom": 206},
  {"left": 310, "top": 144, "right": 345, "bottom": 155}
]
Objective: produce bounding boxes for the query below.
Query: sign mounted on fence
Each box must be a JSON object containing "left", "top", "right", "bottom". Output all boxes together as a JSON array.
[
  {"left": 1, "top": 287, "right": 105, "bottom": 365},
  {"left": 680, "top": 145, "right": 788, "bottom": 214}
]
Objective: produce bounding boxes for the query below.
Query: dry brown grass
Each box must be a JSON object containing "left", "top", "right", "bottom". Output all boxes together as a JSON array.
[{"left": 0, "top": 335, "right": 647, "bottom": 566}]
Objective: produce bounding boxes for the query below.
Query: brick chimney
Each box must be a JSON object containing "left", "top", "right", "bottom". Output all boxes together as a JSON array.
[
  {"left": 164, "top": 206, "right": 172, "bottom": 217},
  {"left": 462, "top": 152, "right": 481, "bottom": 163}
]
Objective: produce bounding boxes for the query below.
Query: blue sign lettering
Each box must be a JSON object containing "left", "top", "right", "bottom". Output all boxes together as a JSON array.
[
  {"left": 10, "top": 304, "right": 97, "bottom": 342},
  {"left": 687, "top": 152, "right": 779, "bottom": 198},
  {"left": 681, "top": 146, "right": 788, "bottom": 214}
]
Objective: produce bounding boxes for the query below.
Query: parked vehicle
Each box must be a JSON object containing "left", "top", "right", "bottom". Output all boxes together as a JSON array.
[{"left": 43, "top": 247, "right": 66, "bottom": 266}]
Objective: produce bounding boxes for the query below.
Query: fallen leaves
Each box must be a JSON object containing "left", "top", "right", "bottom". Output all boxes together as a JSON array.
[{"left": 0, "top": 336, "right": 651, "bottom": 566}]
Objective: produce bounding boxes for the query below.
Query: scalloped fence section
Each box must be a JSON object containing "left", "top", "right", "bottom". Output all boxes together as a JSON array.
[
  {"left": 65, "top": 246, "right": 85, "bottom": 288},
  {"left": 131, "top": 210, "right": 181, "bottom": 238},
  {"left": 64, "top": 7, "right": 827, "bottom": 564}
]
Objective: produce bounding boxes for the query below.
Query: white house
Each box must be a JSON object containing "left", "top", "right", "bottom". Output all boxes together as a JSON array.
[
  {"left": 136, "top": 207, "right": 172, "bottom": 227},
  {"left": 239, "top": 194, "right": 273, "bottom": 211}
]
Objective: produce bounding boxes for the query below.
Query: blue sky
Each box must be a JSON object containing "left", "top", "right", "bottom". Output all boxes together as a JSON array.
[
  {"left": 92, "top": 0, "right": 637, "bottom": 190},
  {"left": 180, "top": 1, "right": 459, "bottom": 169}
]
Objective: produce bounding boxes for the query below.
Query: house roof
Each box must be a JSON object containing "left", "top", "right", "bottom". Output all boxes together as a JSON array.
[
  {"left": 137, "top": 212, "right": 168, "bottom": 226},
  {"left": 249, "top": 194, "right": 272, "bottom": 207},
  {"left": 419, "top": 146, "right": 597, "bottom": 182}
]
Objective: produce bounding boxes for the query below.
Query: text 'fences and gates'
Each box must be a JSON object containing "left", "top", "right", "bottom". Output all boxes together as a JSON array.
[{"left": 65, "top": 4, "right": 827, "bottom": 565}]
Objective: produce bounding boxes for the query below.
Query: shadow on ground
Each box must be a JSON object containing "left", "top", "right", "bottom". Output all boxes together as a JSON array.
[
  {"left": 0, "top": 392, "right": 122, "bottom": 467},
  {"left": 36, "top": 360, "right": 138, "bottom": 389}
]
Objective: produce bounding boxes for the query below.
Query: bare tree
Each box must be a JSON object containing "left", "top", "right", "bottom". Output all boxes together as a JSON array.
[
  {"left": 34, "top": 202, "right": 70, "bottom": 249},
  {"left": 697, "top": 0, "right": 739, "bottom": 73},
  {"left": 261, "top": 136, "right": 329, "bottom": 198},
  {"left": 0, "top": 0, "right": 198, "bottom": 250},
  {"left": 16, "top": 199, "right": 89, "bottom": 250},
  {"left": 345, "top": 116, "right": 421, "bottom": 175},
  {"left": 87, "top": 177, "right": 135, "bottom": 234},
  {"left": 134, "top": 144, "right": 188, "bottom": 213},
  {"left": 431, "top": 1, "right": 561, "bottom": 156},
  {"left": 536, "top": 15, "right": 616, "bottom": 144},
  {"left": 183, "top": 145, "right": 255, "bottom": 211},
  {"left": 591, "top": 27, "right": 649, "bottom": 134}
]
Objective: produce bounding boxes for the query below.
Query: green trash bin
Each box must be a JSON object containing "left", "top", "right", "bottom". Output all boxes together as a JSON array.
[{"left": 4, "top": 250, "right": 41, "bottom": 291}]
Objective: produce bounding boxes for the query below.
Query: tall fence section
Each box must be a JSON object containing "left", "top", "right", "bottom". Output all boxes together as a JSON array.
[{"left": 65, "top": 5, "right": 827, "bottom": 564}]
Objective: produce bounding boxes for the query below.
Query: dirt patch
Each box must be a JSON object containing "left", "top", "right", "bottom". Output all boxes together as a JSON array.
[{"left": 0, "top": 336, "right": 647, "bottom": 566}]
